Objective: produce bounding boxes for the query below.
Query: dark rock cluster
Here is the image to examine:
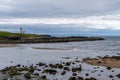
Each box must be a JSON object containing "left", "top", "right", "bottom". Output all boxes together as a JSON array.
[
  {"left": 0, "top": 35, "right": 105, "bottom": 43},
  {"left": 0, "top": 61, "right": 87, "bottom": 80}
]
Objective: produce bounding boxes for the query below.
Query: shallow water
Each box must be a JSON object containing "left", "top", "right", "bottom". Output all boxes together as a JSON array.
[{"left": 0, "top": 36, "right": 120, "bottom": 80}]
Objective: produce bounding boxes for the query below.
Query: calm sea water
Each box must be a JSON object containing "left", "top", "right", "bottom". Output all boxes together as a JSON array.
[
  {"left": 0, "top": 36, "right": 120, "bottom": 68},
  {"left": 28, "top": 36, "right": 120, "bottom": 56},
  {"left": 0, "top": 36, "right": 120, "bottom": 80}
]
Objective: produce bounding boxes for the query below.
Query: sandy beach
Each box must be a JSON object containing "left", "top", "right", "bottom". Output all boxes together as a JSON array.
[
  {"left": 83, "top": 56, "right": 120, "bottom": 68},
  {"left": 0, "top": 44, "right": 16, "bottom": 47}
]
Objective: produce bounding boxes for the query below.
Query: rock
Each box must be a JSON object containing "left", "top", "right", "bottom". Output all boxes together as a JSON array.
[
  {"left": 24, "top": 73, "right": 31, "bottom": 79},
  {"left": 49, "top": 64, "right": 57, "bottom": 68},
  {"left": 28, "top": 66, "right": 35, "bottom": 73},
  {"left": 116, "top": 73, "right": 120, "bottom": 78},
  {"left": 41, "top": 75, "right": 47, "bottom": 79},
  {"left": 56, "top": 64, "right": 63, "bottom": 69},
  {"left": 33, "top": 73, "right": 39, "bottom": 76},
  {"left": 65, "top": 62, "right": 71, "bottom": 66},
  {"left": 72, "top": 66, "right": 82, "bottom": 72},
  {"left": 72, "top": 73, "right": 77, "bottom": 76},
  {"left": 85, "top": 73, "right": 89, "bottom": 76},
  {"left": 109, "top": 75, "right": 114, "bottom": 78},
  {"left": 63, "top": 67, "right": 70, "bottom": 71},
  {"left": 61, "top": 71, "right": 66, "bottom": 75},
  {"left": 106, "top": 66, "right": 111, "bottom": 70},
  {"left": 2, "top": 77, "right": 8, "bottom": 80},
  {"left": 85, "top": 77, "right": 96, "bottom": 80},
  {"left": 38, "top": 62, "right": 46, "bottom": 66},
  {"left": 77, "top": 76, "right": 84, "bottom": 80},
  {"left": 43, "top": 69, "right": 57, "bottom": 75},
  {"left": 68, "top": 76, "right": 76, "bottom": 80}
]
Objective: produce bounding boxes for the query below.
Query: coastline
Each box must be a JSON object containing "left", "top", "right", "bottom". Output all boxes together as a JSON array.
[{"left": 0, "top": 31, "right": 105, "bottom": 44}]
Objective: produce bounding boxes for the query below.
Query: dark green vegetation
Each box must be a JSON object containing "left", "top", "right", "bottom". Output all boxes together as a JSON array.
[
  {"left": 0, "top": 31, "right": 105, "bottom": 43},
  {"left": 0, "top": 31, "right": 40, "bottom": 38}
]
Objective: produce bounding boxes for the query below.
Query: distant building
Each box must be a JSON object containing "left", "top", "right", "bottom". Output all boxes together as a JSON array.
[
  {"left": 20, "top": 28, "right": 25, "bottom": 34},
  {"left": 23, "top": 30, "right": 25, "bottom": 34},
  {"left": 20, "top": 28, "right": 23, "bottom": 34}
]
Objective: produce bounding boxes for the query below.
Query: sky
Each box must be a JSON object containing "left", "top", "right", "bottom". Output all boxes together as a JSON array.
[{"left": 0, "top": 0, "right": 120, "bottom": 36}]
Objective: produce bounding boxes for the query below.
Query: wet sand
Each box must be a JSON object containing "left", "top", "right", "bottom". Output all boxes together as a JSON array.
[
  {"left": 83, "top": 56, "right": 120, "bottom": 68},
  {"left": 31, "top": 47, "right": 72, "bottom": 50},
  {"left": 0, "top": 44, "right": 16, "bottom": 47}
]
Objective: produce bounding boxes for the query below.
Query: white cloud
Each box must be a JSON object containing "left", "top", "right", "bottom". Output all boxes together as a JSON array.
[
  {"left": 0, "top": 0, "right": 13, "bottom": 12},
  {"left": 0, "top": 13, "right": 120, "bottom": 30}
]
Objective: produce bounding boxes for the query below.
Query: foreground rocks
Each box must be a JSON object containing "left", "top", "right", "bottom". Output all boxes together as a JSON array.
[
  {"left": 0, "top": 61, "right": 97, "bottom": 80},
  {"left": 1, "top": 58, "right": 120, "bottom": 80}
]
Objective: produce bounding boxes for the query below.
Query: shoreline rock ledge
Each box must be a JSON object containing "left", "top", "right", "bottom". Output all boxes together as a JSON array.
[{"left": 0, "top": 36, "right": 105, "bottom": 44}]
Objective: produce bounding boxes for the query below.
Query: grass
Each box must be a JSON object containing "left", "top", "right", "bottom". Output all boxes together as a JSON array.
[{"left": 0, "top": 31, "right": 41, "bottom": 38}]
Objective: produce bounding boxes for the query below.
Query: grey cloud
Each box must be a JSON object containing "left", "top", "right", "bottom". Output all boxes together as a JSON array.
[{"left": 0, "top": 0, "right": 120, "bottom": 18}]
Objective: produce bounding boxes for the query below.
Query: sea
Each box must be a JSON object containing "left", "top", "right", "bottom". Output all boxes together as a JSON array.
[{"left": 0, "top": 36, "right": 120, "bottom": 80}]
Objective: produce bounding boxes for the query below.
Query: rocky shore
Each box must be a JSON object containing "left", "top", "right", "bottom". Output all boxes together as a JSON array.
[
  {"left": 1, "top": 57, "right": 120, "bottom": 80},
  {"left": 0, "top": 31, "right": 105, "bottom": 44},
  {"left": 0, "top": 61, "right": 96, "bottom": 80},
  {"left": 0, "top": 36, "right": 105, "bottom": 44},
  {"left": 83, "top": 55, "right": 120, "bottom": 68}
]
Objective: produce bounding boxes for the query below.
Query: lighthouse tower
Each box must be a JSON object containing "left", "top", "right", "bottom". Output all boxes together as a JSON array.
[{"left": 20, "top": 28, "right": 23, "bottom": 34}]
